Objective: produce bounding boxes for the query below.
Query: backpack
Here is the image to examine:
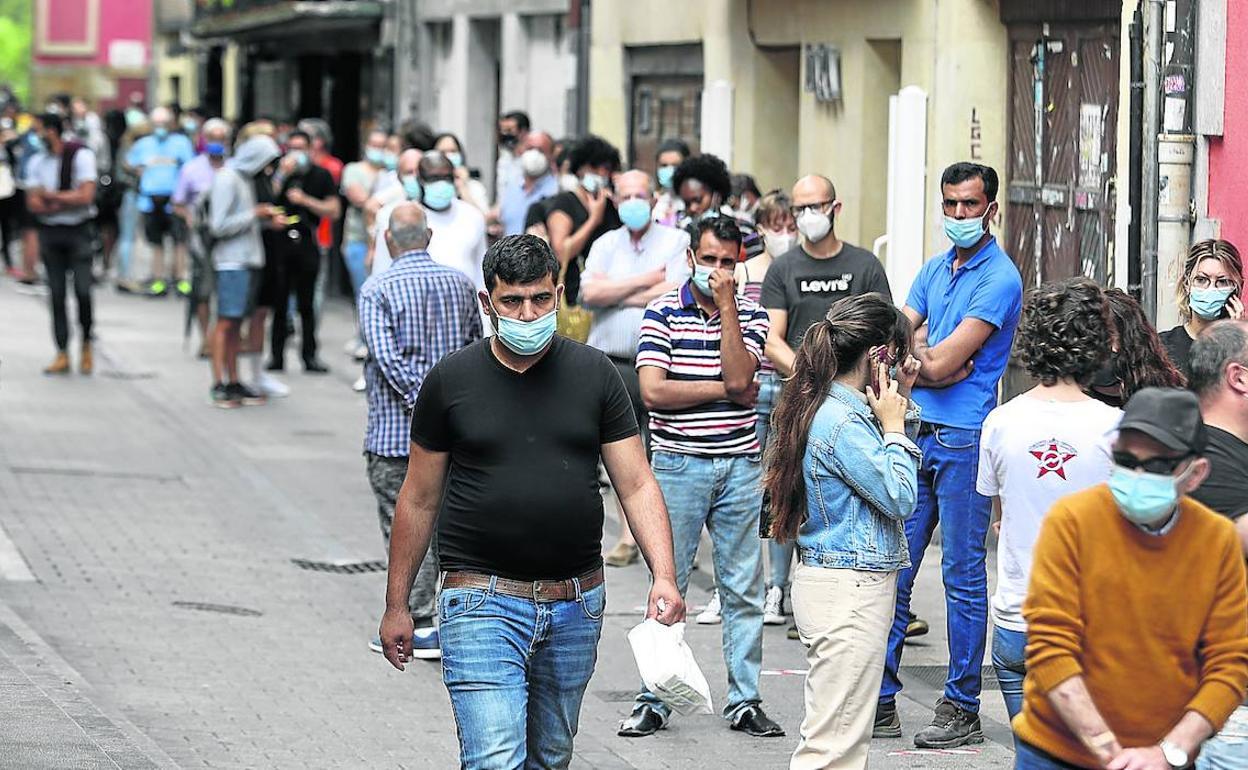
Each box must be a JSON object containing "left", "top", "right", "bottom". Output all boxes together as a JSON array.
[{"left": 58, "top": 141, "right": 83, "bottom": 191}]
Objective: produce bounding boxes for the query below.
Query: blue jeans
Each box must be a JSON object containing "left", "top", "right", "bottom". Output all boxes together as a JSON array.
[
  {"left": 880, "top": 424, "right": 991, "bottom": 713},
  {"left": 756, "top": 372, "right": 795, "bottom": 589},
  {"left": 636, "top": 451, "right": 765, "bottom": 721},
  {"left": 439, "top": 581, "right": 605, "bottom": 770},
  {"left": 1015, "top": 740, "right": 1089, "bottom": 769},
  {"left": 1198, "top": 704, "right": 1248, "bottom": 770},
  {"left": 343, "top": 239, "right": 369, "bottom": 301},
  {"left": 992, "top": 626, "right": 1027, "bottom": 724}
]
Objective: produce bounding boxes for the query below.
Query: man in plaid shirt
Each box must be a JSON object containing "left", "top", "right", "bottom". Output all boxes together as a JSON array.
[{"left": 360, "top": 202, "right": 482, "bottom": 658}]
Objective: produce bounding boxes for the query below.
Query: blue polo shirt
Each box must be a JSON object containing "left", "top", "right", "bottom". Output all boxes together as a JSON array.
[
  {"left": 126, "top": 132, "right": 195, "bottom": 212},
  {"left": 907, "top": 236, "right": 1023, "bottom": 430},
  {"left": 499, "top": 172, "right": 558, "bottom": 236}
]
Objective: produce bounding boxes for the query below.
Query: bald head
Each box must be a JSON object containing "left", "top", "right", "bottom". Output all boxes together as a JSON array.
[
  {"left": 397, "top": 148, "right": 422, "bottom": 177},
  {"left": 150, "top": 106, "right": 173, "bottom": 128},
  {"left": 792, "top": 175, "right": 837, "bottom": 205},
  {"left": 386, "top": 202, "right": 431, "bottom": 254},
  {"left": 523, "top": 131, "right": 554, "bottom": 156},
  {"left": 615, "top": 170, "right": 652, "bottom": 200}
]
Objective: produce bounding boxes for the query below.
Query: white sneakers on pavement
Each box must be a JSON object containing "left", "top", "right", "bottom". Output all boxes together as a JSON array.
[
  {"left": 353, "top": 374, "right": 367, "bottom": 392},
  {"left": 763, "top": 585, "right": 787, "bottom": 625},
  {"left": 255, "top": 372, "right": 290, "bottom": 398},
  {"left": 696, "top": 589, "right": 722, "bottom": 625}
]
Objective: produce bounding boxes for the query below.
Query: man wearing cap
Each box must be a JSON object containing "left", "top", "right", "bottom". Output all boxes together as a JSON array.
[{"left": 1013, "top": 388, "right": 1248, "bottom": 770}]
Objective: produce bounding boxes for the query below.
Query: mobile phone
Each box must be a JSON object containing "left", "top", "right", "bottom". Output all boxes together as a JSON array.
[{"left": 868, "top": 346, "right": 897, "bottom": 398}]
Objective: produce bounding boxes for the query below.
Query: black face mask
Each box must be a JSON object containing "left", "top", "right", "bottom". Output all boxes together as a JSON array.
[
  {"left": 1089, "top": 353, "right": 1120, "bottom": 390},
  {"left": 499, "top": 133, "right": 518, "bottom": 149}
]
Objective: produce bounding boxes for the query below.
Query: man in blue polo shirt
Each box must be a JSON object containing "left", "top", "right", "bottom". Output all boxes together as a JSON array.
[
  {"left": 126, "top": 106, "right": 195, "bottom": 296},
  {"left": 874, "top": 162, "right": 1023, "bottom": 748}
]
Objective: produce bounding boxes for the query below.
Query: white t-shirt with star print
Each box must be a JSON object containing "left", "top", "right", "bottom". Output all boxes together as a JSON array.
[{"left": 977, "top": 392, "right": 1122, "bottom": 631}]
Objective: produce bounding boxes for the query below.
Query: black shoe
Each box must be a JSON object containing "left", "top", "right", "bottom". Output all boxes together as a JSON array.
[
  {"left": 730, "top": 705, "right": 785, "bottom": 737},
  {"left": 303, "top": 359, "right": 330, "bottom": 374},
  {"left": 265, "top": 359, "right": 284, "bottom": 372},
  {"left": 210, "top": 383, "right": 240, "bottom": 409},
  {"left": 618, "top": 705, "right": 666, "bottom": 738},
  {"left": 905, "top": 616, "right": 930, "bottom": 639},
  {"left": 913, "top": 699, "right": 984, "bottom": 749},
  {"left": 873, "top": 701, "right": 902, "bottom": 739},
  {"left": 228, "top": 382, "right": 267, "bottom": 406}
]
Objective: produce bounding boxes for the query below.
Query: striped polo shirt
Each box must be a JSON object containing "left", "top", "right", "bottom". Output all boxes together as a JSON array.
[{"left": 636, "top": 283, "right": 770, "bottom": 456}]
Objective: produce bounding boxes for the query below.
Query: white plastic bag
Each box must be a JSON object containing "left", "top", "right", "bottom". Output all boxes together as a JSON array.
[{"left": 627, "top": 619, "right": 713, "bottom": 715}]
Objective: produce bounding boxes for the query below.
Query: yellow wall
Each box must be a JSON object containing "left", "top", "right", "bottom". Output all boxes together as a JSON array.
[{"left": 153, "top": 38, "right": 199, "bottom": 109}]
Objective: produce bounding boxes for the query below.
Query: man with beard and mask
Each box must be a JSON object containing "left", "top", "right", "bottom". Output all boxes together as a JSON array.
[
  {"left": 268, "top": 129, "right": 340, "bottom": 374},
  {"left": 494, "top": 110, "right": 530, "bottom": 200},
  {"left": 1012, "top": 388, "right": 1248, "bottom": 770},
  {"left": 379, "top": 234, "right": 684, "bottom": 769},
  {"left": 498, "top": 130, "right": 557, "bottom": 236}
]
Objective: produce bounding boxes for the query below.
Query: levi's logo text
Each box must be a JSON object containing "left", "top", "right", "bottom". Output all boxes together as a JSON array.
[
  {"left": 798, "top": 274, "right": 853, "bottom": 294},
  {"left": 1030, "top": 439, "right": 1077, "bottom": 480}
]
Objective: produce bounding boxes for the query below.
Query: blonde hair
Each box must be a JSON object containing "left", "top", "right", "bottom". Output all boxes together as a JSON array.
[
  {"left": 1176, "top": 239, "right": 1243, "bottom": 321},
  {"left": 235, "top": 120, "right": 275, "bottom": 145}
]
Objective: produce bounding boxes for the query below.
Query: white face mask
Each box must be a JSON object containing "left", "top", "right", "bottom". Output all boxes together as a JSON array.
[
  {"left": 761, "top": 230, "right": 797, "bottom": 258},
  {"left": 797, "top": 209, "right": 832, "bottom": 243},
  {"left": 520, "top": 148, "right": 548, "bottom": 178}
]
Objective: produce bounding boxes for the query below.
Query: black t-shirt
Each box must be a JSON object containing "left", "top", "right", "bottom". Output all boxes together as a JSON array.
[
  {"left": 544, "top": 190, "right": 621, "bottom": 306},
  {"left": 1160, "top": 326, "right": 1194, "bottom": 379},
  {"left": 410, "top": 336, "right": 639, "bottom": 580},
  {"left": 1190, "top": 426, "right": 1248, "bottom": 520},
  {"left": 252, "top": 171, "right": 284, "bottom": 257},
  {"left": 279, "top": 165, "right": 336, "bottom": 232},
  {"left": 760, "top": 243, "right": 893, "bottom": 350}
]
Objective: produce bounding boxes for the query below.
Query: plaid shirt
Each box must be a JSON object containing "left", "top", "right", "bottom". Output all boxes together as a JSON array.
[{"left": 360, "top": 250, "right": 482, "bottom": 457}]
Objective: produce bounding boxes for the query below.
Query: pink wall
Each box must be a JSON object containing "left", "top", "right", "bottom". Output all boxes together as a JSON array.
[
  {"left": 33, "top": 0, "right": 153, "bottom": 69},
  {"left": 1208, "top": 0, "right": 1248, "bottom": 250}
]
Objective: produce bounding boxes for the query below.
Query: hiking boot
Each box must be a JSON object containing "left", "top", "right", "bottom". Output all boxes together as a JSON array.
[
  {"left": 44, "top": 351, "right": 71, "bottom": 375},
  {"left": 913, "top": 698, "right": 984, "bottom": 749},
  {"left": 696, "top": 589, "right": 722, "bottom": 625},
  {"left": 763, "top": 585, "right": 786, "bottom": 625},
  {"left": 210, "top": 383, "right": 241, "bottom": 409},
  {"left": 79, "top": 343, "right": 93, "bottom": 375},
  {"left": 228, "top": 382, "right": 267, "bottom": 406},
  {"left": 873, "top": 700, "right": 902, "bottom": 739},
  {"left": 604, "top": 542, "right": 639, "bottom": 568}
]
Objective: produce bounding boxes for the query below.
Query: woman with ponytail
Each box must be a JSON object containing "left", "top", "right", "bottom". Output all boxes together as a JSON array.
[{"left": 763, "top": 293, "right": 921, "bottom": 770}]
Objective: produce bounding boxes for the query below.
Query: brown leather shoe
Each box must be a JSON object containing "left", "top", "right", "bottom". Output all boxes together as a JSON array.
[
  {"left": 44, "top": 352, "right": 71, "bottom": 375},
  {"left": 80, "top": 343, "right": 93, "bottom": 375}
]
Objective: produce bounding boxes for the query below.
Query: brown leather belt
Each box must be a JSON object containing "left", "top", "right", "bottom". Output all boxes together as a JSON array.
[{"left": 441, "top": 567, "right": 604, "bottom": 602}]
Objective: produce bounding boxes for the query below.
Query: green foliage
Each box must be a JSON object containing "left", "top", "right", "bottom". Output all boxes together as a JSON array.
[{"left": 0, "top": 0, "right": 32, "bottom": 105}]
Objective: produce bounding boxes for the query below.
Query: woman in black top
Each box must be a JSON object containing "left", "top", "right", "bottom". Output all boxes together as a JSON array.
[
  {"left": 1159, "top": 239, "right": 1245, "bottom": 378},
  {"left": 543, "top": 135, "right": 621, "bottom": 305},
  {"left": 1087, "top": 289, "right": 1186, "bottom": 407}
]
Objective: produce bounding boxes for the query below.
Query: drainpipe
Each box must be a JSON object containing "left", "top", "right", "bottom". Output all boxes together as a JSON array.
[
  {"left": 572, "top": 0, "right": 591, "bottom": 135},
  {"left": 1139, "top": 0, "right": 1163, "bottom": 321},
  {"left": 1128, "top": 6, "right": 1144, "bottom": 299}
]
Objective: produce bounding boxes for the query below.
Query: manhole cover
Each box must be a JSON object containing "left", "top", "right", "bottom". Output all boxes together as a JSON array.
[
  {"left": 172, "top": 601, "right": 262, "bottom": 617},
  {"left": 900, "top": 665, "right": 999, "bottom": 691},
  {"left": 291, "top": 558, "right": 387, "bottom": 574}
]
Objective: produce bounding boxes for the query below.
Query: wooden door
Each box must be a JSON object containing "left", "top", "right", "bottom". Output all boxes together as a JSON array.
[{"left": 629, "top": 75, "right": 701, "bottom": 174}]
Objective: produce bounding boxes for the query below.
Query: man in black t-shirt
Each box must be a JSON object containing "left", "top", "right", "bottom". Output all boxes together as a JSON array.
[
  {"left": 378, "top": 234, "right": 683, "bottom": 769},
  {"left": 268, "top": 129, "right": 340, "bottom": 373}
]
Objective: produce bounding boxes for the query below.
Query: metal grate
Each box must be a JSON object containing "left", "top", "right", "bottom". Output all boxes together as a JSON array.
[
  {"left": 290, "top": 558, "right": 387, "bottom": 574},
  {"left": 900, "top": 665, "right": 999, "bottom": 691},
  {"left": 172, "top": 601, "right": 263, "bottom": 617}
]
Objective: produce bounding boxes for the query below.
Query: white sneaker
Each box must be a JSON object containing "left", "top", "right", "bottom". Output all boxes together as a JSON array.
[
  {"left": 255, "top": 372, "right": 290, "bottom": 398},
  {"left": 696, "top": 589, "right": 722, "bottom": 625},
  {"left": 353, "top": 342, "right": 369, "bottom": 362},
  {"left": 353, "top": 374, "right": 367, "bottom": 392},
  {"left": 763, "top": 585, "right": 786, "bottom": 625}
]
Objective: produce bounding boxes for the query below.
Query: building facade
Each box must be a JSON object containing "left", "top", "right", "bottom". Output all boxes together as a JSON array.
[{"left": 31, "top": 0, "right": 153, "bottom": 110}]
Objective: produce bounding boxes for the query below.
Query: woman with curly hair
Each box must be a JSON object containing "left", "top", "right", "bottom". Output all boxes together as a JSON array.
[
  {"left": 543, "top": 135, "right": 622, "bottom": 305},
  {"left": 1089, "top": 288, "right": 1186, "bottom": 407},
  {"left": 1159, "top": 239, "right": 1245, "bottom": 377},
  {"left": 673, "top": 152, "right": 763, "bottom": 259},
  {"left": 976, "top": 276, "right": 1120, "bottom": 724}
]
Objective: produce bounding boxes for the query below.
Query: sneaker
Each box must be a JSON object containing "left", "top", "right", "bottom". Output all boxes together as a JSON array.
[
  {"left": 786, "top": 622, "right": 800, "bottom": 640},
  {"left": 255, "top": 372, "right": 290, "bottom": 398},
  {"left": 873, "top": 700, "right": 902, "bottom": 739},
  {"left": 210, "top": 383, "right": 241, "bottom": 409},
  {"left": 175, "top": 279, "right": 192, "bottom": 297},
  {"left": 229, "top": 382, "right": 267, "bottom": 406},
  {"left": 905, "top": 616, "right": 930, "bottom": 639},
  {"left": 352, "top": 374, "right": 367, "bottom": 392},
  {"left": 410, "top": 627, "right": 441, "bottom": 660},
  {"left": 148, "top": 279, "right": 168, "bottom": 297},
  {"left": 604, "top": 542, "right": 639, "bottom": 568},
  {"left": 763, "top": 585, "right": 786, "bottom": 625},
  {"left": 696, "top": 589, "right": 722, "bottom": 625},
  {"left": 913, "top": 698, "right": 984, "bottom": 749},
  {"left": 353, "top": 341, "right": 368, "bottom": 361}
]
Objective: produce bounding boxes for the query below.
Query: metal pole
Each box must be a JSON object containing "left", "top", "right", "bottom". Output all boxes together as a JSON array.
[
  {"left": 1140, "top": 0, "right": 1163, "bottom": 322},
  {"left": 1128, "top": 6, "right": 1144, "bottom": 299}
]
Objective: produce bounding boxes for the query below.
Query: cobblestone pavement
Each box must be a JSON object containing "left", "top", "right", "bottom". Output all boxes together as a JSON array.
[{"left": 0, "top": 277, "right": 1016, "bottom": 768}]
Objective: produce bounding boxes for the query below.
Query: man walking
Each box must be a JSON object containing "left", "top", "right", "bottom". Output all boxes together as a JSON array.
[
  {"left": 379, "top": 234, "right": 683, "bottom": 769},
  {"left": 25, "top": 112, "right": 98, "bottom": 375},
  {"left": 362, "top": 203, "right": 480, "bottom": 658},
  {"left": 1014, "top": 388, "right": 1248, "bottom": 770},
  {"left": 618, "top": 217, "right": 784, "bottom": 740},
  {"left": 876, "top": 162, "right": 1023, "bottom": 747},
  {"left": 126, "top": 106, "right": 195, "bottom": 296}
]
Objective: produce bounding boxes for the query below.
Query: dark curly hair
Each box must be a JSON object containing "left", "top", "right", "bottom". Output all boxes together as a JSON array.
[
  {"left": 1016, "top": 278, "right": 1111, "bottom": 387},
  {"left": 672, "top": 153, "right": 732, "bottom": 201},
  {"left": 1103, "top": 288, "right": 1187, "bottom": 396},
  {"left": 566, "top": 135, "right": 620, "bottom": 176},
  {"left": 483, "top": 234, "right": 559, "bottom": 291}
]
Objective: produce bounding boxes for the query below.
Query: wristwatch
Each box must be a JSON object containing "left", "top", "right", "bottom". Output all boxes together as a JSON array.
[{"left": 1159, "top": 739, "right": 1189, "bottom": 769}]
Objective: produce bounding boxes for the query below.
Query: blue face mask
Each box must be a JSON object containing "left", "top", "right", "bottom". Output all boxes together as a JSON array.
[
  {"left": 1108, "top": 465, "right": 1182, "bottom": 525},
  {"left": 365, "top": 148, "right": 385, "bottom": 166},
  {"left": 383, "top": 153, "right": 398, "bottom": 171},
  {"left": 205, "top": 142, "right": 226, "bottom": 157},
  {"left": 690, "top": 262, "right": 715, "bottom": 295},
  {"left": 490, "top": 300, "right": 558, "bottom": 356},
  {"left": 423, "top": 179, "right": 455, "bottom": 210},
  {"left": 1190, "top": 287, "right": 1235, "bottom": 320},
  {"left": 401, "top": 175, "right": 422, "bottom": 201},
  {"left": 581, "top": 173, "right": 605, "bottom": 195},
  {"left": 619, "top": 198, "right": 652, "bottom": 231},
  {"left": 943, "top": 214, "right": 987, "bottom": 249},
  {"left": 446, "top": 152, "right": 464, "bottom": 168},
  {"left": 154, "top": 126, "right": 169, "bottom": 140},
  {"left": 657, "top": 165, "right": 676, "bottom": 190}
]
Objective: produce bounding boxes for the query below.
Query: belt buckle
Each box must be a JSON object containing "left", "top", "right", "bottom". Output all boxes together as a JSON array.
[{"left": 532, "top": 580, "right": 551, "bottom": 603}]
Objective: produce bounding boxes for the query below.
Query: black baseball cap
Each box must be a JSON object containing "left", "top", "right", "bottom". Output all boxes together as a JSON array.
[{"left": 1118, "top": 387, "right": 1208, "bottom": 454}]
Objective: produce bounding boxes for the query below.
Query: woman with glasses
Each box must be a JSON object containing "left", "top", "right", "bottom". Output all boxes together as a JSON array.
[{"left": 1159, "top": 239, "right": 1245, "bottom": 377}]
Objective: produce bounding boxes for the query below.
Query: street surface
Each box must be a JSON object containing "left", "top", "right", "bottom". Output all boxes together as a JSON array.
[{"left": 0, "top": 276, "right": 1016, "bottom": 768}]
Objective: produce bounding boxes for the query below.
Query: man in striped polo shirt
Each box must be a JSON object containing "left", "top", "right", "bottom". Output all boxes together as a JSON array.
[{"left": 619, "top": 216, "right": 785, "bottom": 739}]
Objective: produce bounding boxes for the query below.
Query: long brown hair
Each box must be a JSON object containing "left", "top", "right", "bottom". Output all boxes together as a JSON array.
[
  {"left": 763, "top": 294, "right": 912, "bottom": 543},
  {"left": 1175, "top": 239, "right": 1243, "bottom": 321}
]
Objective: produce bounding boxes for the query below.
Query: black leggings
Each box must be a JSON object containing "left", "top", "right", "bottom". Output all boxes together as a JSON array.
[
  {"left": 40, "top": 224, "right": 95, "bottom": 350},
  {"left": 270, "top": 234, "right": 320, "bottom": 364}
]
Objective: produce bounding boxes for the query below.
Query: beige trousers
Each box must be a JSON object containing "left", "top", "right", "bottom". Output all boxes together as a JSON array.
[{"left": 790, "top": 562, "right": 899, "bottom": 770}]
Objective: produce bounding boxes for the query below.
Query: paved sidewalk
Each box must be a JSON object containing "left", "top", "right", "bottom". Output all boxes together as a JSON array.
[{"left": 0, "top": 278, "right": 1016, "bottom": 768}]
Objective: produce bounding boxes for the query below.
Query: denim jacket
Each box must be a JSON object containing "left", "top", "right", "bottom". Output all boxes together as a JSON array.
[{"left": 797, "top": 382, "right": 922, "bottom": 572}]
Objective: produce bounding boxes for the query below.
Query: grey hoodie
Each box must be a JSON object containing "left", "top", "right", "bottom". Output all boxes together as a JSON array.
[{"left": 208, "top": 135, "right": 280, "bottom": 270}]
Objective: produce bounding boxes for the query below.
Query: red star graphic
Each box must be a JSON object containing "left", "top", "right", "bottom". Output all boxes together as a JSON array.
[{"left": 1031, "top": 440, "right": 1077, "bottom": 480}]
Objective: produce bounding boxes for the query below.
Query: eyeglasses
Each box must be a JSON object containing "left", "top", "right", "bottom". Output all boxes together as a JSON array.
[
  {"left": 789, "top": 200, "right": 834, "bottom": 218},
  {"left": 1189, "top": 275, "right": 1238, "bottom": 291},
  {"left": 1111, "top": 450, "right": 1191, "bottom": 475}
]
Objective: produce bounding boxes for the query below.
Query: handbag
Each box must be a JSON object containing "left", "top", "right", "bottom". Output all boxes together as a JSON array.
[{"left": 555, "top": 258, "right": 592, "bottom": 343}]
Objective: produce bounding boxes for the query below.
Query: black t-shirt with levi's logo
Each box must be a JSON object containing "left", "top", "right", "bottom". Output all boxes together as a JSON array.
[{"left": 760, "top": 242, "right": 892, "bottom": 350}]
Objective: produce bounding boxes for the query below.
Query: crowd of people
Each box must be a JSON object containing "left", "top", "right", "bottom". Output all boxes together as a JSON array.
[{"left": 6, "top": 91, "right": 1246, "bottom": 770}]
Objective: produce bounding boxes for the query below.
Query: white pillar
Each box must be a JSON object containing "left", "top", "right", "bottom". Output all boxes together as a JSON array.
[
  {"left": 500, "top": 12, "right": 527, "bottom": 114},
  {"left": 442, "top": 13, "right": 471, "bottom": 139}
]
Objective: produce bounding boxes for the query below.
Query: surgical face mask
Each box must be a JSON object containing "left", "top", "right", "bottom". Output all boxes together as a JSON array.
[
  {"left": 289, "top": 150, "right": 309, "bottom": 170},
  {"left": 520, "top": 148, "right": 548, "bottom": 178},
  {"left": 1108, "top": 464, "right": 1186, "bottom": 526},
  {"left": 761, "top": 229, "right": 796, "bottom": 258},
  {"left": 423, "top": 179, "right": 455, "bottom": 210},
  {"left": 1190, "top": 287, "right": 1235, "bottom": 320},
  {"left": 559, "top": 173, "right": 580, "bottom": 193},
  {"left": 657, "top": 165, "right": 676, "bottom": 190},
  {"left": 618, "top": 198, "right": 652, "bottom": 232},
  {"left": 581, "top": 173, "right": 605, "bottom": 195},
  {"left": 490, "top": 299, "right": 557, "bottom": 356},
  {"left": 943, "top": 213, "right": 988, "bottom": 249},
  {"left": 690, "top": 262, "right": 715, "bottom": 295},
  {"left": 796, "top": 208, "right": 832, "bottom": 243},
  {"left": 205, "top": 142, "right": 226, "bottom": 157},
  {"left": 153, "top": 126, "right": 169, "bottom": 140},
  {"left": 445, "top": 151, "right": 463, "bottom": 168},
  {"left": 401, "top": 175, "right": 422, "bottom": 201},
  {"left": 365, "top": 148, "right": 385, "bottom": 166},
  {"left": 383, "top": 152, "right": 398, "bottom": 171},
  {"left": 182, "top": 118, "right": 198, "bottom": 134}
]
